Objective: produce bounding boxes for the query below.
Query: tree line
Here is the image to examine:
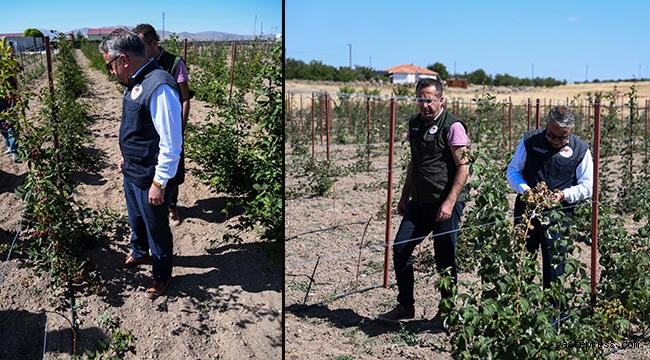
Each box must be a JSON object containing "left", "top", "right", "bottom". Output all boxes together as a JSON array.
[{"left": 286, "top": 58, "right": 568, "bottom": 87}]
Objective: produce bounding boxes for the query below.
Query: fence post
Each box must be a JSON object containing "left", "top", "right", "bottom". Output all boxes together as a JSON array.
[
  {"left": 319, "top": 94, "right": 324, "bottom": 145},
  {"left": 311, "top": 92, "right": 315, "bottom": 161},
  {"left": 325, "top": 93, "right": 331, "bottom": 169},
  {"left": 384, "top": 96, "right": 396, "bottom": 288},
  {"left": 366, "top": 96, "right": 371, "bottom": 163},
  {"left": 526, "top": 98, "right": 530, "bottom": 131},
  {"left": 229, "top": 41, "right": 236, "bottom": 99},
  {"left": 643, "top": 99, "right": 650, "bottom": 161},
  {"left": 535, "top": 99, "right": 541, "bottom": 129},
  {"left": 508, "top": 96, "right": 513, "bottom": 151},
  {"left": 591, "top": 98, "right": 601, "bottom": 306}
]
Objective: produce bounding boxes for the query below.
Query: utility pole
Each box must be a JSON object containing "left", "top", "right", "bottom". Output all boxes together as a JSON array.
[
  {"left": 369, "top": 55, "right": 372, "bottom": 68},
  {"left": 532, "top": 63, "right": 534, "bottom": 79},
  {"left": 162, "top": 12, "right": 165, "bottom": 41},
  {"left": 348, "top": 43, "right": 352, "bottom": 68}
]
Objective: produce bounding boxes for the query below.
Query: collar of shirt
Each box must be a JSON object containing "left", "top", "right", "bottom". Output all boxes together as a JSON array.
[
  {"left": 423, "top": 105, "right": 445, "bottom": 128},
  {"left": 131, "top": 58, "right": 156, "bottom": 79},
  {"left": 155, "top": 46, "right": 164, "bottom": 62}
]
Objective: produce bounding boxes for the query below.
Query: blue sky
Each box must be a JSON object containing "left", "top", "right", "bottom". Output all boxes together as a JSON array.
[
  {"left": 1, "top": 0, "right": 282, "bottom": 37},
  {"left": 286, "top": 0, "right": 650, "bottom": 82}
]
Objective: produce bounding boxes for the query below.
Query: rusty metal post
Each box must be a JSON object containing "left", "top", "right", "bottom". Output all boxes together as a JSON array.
[
  {"left": 300, "top": 94, "right": 304, "bottom": 133},
  {"left": 366, "top": 97, "right": 371, "bottom": 163},
  {"left": 508, "top": 96, "right": 513, "bottom": 151},
  {"left": 311, "top": 92, "right": 315, "bottom": 160},
  {"left": 229, "top": 41, "right": 236, "bottom": 99},
  {"left": 319, "top": 94, "right": 324, "bottom": 145},
  {"left": 535, "top": 99, "right": 541, "bottom": 129},
  {"left": 643, "top": 99, "right": 650, "bottom": 161},
  {"left": 384, "top": 97, "right": 396, "bottom": 288},
  {"left": 527, "top": 98, "right": 531, "bottom": 131},
  {"left": 44, "top": 37, "right": 61, "bottom": 167},
  {"left": 325, "top": 93, "right": 331, "bottom": 169},
  {"left": 183, "top": 38, "right": 187, "bottom": 62},
  {"left": 591, "top": 99, "right": 601, "bottom": 306}
]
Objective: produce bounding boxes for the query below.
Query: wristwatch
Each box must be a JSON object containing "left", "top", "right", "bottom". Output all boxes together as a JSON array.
[{"left": 152, "top": 180, "right": 166, "bottom": 189}]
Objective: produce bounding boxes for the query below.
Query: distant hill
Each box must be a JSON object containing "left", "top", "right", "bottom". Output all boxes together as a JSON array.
[{"left": 39, "top": 26, "right": 270, "bottom": 41}]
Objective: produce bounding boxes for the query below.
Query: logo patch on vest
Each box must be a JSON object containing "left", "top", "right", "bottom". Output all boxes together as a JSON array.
[
  {"left": 131, "top": 84, "right": 143, "bottom": 100},
  {"left": 560, "top": 146, "right": 573, "bottom": 158},
  {"left": 429, "top": 125, "right": 439, "bottom": 134},
  {"left": 532, "top": 146, "right": 548, "bottom": 154}
]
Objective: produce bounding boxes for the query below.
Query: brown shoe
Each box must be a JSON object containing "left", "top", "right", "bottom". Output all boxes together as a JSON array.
[
  {"left": 145, "top": 277, "right": 171, "bottom": 300},
  {"left": 378, "top": 304, "right": 415, "bottom": 323},
  {"left": 118, "top": 254, "right": 151, "bottom": 269},
  {"left": 169, "top": 207, "right": 182, "bottom": 226}
]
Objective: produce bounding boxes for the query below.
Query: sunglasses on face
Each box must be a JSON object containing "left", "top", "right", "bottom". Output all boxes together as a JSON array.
[
  {"left": 415, "top": 97, "right": 441, "bottom": 105},
  {"left": 546, "top": 130, "right": 570, "bottom": 141},
  {"left": 105, "top": 55, "right": 119, "bottom": 72}
]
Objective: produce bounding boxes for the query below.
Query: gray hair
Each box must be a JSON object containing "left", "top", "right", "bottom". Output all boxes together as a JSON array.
[
  {"left": 98, "top": 27, "right": 147, "bottom": 59},
  {"left": 415, "top": 78, "right": 444, "bottom": 98},
  {"left": 546, "top": 105, "right": 575, "bottom": 129}
]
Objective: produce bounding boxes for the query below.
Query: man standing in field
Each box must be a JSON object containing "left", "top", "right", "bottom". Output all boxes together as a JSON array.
[
  {"left": 134, "top": 23, "right": 190, "bottom": 226},
  {"left": 378, "top": 78, "right": 469, "bottom": 325},
  {"left": 100, "top": 28, "right": 183, "bottom": 299},
  {"left": 506, "top": 105, "right": 593, "bottom": 318}
]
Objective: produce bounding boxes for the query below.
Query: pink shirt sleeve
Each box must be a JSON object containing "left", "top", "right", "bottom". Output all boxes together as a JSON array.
[
  {"left": 447, "top": 122, "right": 468, "bottom": 147},
  {"left": 173, "top": 60, "right": 189, "bottom": 83}
]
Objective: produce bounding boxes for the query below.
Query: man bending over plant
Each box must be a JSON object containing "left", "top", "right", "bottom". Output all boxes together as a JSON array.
[{"left": 506, "top": 105, "right": 593, "bottom": 320}]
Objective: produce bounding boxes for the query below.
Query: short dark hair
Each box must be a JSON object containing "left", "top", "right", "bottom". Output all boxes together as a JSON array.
[
  {"left": 546, "top": 105, "right": 575, "bottom": 129},
  {"left": 133, "top": 23, "right": 159, "bottom": 45},
  {"left": 416, "top": 78, "right": 443, "bottom": 98}
]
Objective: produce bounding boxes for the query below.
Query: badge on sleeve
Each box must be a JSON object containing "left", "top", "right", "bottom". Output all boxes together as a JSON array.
[
  {"left": 131, "top": 84, "right": 143, "bottom": 100},
  {"left": 560, "top": 146, "right": 573, "bottom": 158}
]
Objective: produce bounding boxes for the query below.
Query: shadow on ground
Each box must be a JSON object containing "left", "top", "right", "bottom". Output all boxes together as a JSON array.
[
  {"left": 285, "top": 303, "right": 448, "bottom": 337},
  {"left": 0, "top": 309, "right": 109, "bottom": 359}
]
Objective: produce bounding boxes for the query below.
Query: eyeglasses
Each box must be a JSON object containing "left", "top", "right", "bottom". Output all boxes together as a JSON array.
[
  {"left": 545, "top": 130, "right": 570, "bottom": 141},
  {"left": 105, "top": 55, "right": 120, "bottom": 72},
  {"left": 415, "top": 97, "right": 442, "bottom": 105}
]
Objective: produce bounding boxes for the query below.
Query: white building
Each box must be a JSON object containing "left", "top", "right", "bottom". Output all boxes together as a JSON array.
[
  {"left": 0, "top": 33, "right": 44, "bottom": 52},
  {"left": 383, "top": 64, "right": 438, "bottom": 84}
]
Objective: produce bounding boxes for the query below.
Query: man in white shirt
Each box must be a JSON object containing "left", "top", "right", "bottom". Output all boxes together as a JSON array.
[
  {"left": 100, "top": 28, "right": 183, "bottom": 300},
  {"left": 506, "top": 105, "right": 593, "bottom": 311}
]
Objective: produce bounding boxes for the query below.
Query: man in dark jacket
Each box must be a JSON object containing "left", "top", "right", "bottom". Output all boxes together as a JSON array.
[
  {"left": 506, "top": 105, "right": 593, "bottom": 314},
  {"left": 100, "top": 28, "right": 183, "bottom": 299},
  {"left": 378, "top": 78, "right": 469, "bottom": 324}
]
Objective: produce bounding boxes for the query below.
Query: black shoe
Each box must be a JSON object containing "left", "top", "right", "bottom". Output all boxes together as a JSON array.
[
  {"left": 378, "top": 304, "right": 415, "bottom": 323},
  {"left": 432, "top": 310, "right": 459, "bottom": 332}
]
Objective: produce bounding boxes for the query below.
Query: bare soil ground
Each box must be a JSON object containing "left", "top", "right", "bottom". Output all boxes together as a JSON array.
[
  {"left": 285, "top": 80, "right": 650, "bottom": 359},
  {"left": 0, "top": 50, "right": 282, "bottom": 359}
]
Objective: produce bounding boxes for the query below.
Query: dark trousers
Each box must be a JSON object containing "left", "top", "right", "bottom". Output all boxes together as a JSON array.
[
  {"left": 123, "top": 176, "right": 173, "bottom": 282},
  {"left": 525, "top": 219, "right": 568, "bottom": 294},
  {"left": 167, "top": 184, "right": 179, "bottom": 208},
  {"left": 393, "top": 200, "right": 465, "bottom": 311}
]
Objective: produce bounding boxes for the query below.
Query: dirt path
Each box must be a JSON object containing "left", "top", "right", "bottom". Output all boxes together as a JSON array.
[{"left": 0, "top": 50, "right": 282, "bottom": 359}]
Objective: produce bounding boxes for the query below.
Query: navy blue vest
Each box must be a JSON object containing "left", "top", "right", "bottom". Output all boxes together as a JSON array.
[
  {"left": 119, "top": 60, "right": 182, "bottom": 189},
  {"left": 514, "top": 128, "right": 589, "bottom": 218}
]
